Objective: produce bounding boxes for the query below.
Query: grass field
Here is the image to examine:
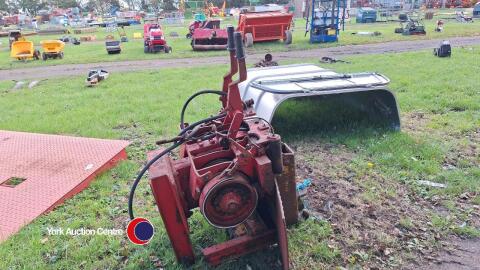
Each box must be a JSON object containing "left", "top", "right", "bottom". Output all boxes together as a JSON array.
[
  {"left": 0, "top": 46, "right": 478, "bottom": 269},
  {"left": 1, "top": 14, "right": 480, "bottom": 70}
]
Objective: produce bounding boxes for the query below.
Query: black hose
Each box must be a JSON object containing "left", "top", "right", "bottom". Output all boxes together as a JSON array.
[
  {"left": 180, "top": 90, "right": 226, "bottom": 129},
  {"left": 128, "top": 141, "right": 182, "bottom": 220},
  {"left": 128, "top": 112, "right": 227, "bottom": 220},
  {"left": 178, "top": 112, "right": 226, "bottom": 137}
]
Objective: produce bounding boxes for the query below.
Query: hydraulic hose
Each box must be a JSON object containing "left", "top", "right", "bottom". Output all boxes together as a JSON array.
[
  {"left": 180, "top": 90, "right": 226, "bottom": 129},
  {"left": 128, "top": 113, "right": 227, "bottom": 220}
]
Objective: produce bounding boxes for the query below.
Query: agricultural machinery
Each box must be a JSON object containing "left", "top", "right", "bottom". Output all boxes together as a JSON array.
[
  {"left": 434, "top": 40, "right": 451, "bottom": 57},
  {"left": 10, "top": 40, "right": 40, "bottom": 61},
  {"left": 305, "top": 0, "right": 346, "bottom": 43},
  {"left": 144, "top": 23, "right": 171, "bottom": 53},
  {"left": 394, "top": 14, "right": 426, "bottom": 35},
  {"left": 474, "top": 2, "right": 480, "bottom": 18},
  {"left": 129, "top": 25, "right": 401, "bottom": 269},
  {"left": 8, "top": 30, "right": 23, "bottom": 49},
  {"left": 40, "top": 40, "right": 65, "bottom": 60},
  {"left": 237, "top": 11, "right": 293, "bottom": 47},
  {"left": 105, "top": 36, "right": 122, "bottom": 54},
  {"left": 189, "top": 19, "right": 228, "bottom": 50},
  {"left": 129, "top": 26, "right": 298, "bottom": 269}
]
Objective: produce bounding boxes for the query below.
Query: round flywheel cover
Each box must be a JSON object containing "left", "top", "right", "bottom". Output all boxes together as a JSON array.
[{"left": 199, "top": 173, "right": 258, "bottom": 228}]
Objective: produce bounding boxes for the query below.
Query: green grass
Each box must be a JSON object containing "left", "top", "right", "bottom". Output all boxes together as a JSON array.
[
  {"left": 0, "top": 47, "right": 479, "bottom": 269},
  {"left": 1, "top": 15, "right": 480, "bottom": 69}
]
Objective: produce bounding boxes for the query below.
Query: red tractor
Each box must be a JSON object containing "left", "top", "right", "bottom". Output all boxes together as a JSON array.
[{"left": 143, "top": 23, "right": 171, "bottom": 53}]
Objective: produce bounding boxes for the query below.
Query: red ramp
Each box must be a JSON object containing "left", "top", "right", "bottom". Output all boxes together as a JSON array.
[{"left": 0, "top": 131, "right": 129, "bottom": 242}]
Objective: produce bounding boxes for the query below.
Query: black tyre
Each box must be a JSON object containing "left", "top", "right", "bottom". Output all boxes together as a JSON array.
[
  {"left": 284, "top": 30, "right": 292, "bottom": 45},
  {"left": 42, "top": 53, "right": 47, "bottom": 61},
  {"left": 144, "top": 46, "right": 149, "bottom": 53},
  {"left": 245, "top": 33, "right": 253, "bottom": 47}
]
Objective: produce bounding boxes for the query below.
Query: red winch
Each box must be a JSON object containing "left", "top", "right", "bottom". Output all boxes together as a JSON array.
[{"left": 128, "top": 26, "right": 298, "bottom": 269}]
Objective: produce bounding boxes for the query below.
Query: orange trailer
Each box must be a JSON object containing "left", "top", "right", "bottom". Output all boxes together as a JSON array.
[{"left": 237, "top": 11, "right": 293, "bottom": 47}]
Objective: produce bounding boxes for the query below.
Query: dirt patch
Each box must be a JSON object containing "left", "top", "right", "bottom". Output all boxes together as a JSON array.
[
  {"left": 411, "top": 237, "right": 480, "bottom": 270},
  {"left": 401, "top": 111, "right": 432, "bottom": 135},
  {"left": 291, "top": 140, "right": 442, "bottom": 269},
  {"left": 445, "top": 128, "right": 480, "bottom": 169}
]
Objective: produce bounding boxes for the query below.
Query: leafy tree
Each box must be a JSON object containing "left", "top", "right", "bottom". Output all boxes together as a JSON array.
[{"left": 11, "top": 0, "right": 46, "bottom": 15}]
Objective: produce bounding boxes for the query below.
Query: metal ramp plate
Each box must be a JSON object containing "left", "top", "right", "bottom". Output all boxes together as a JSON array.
[{"left": 0, "top": 131, "right": 129, "bottom": 242}]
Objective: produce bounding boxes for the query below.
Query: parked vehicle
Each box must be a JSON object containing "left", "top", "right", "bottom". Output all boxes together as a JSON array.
[
  {"left": 356, "top": 7, "right": 377, "bottom": 23},
  {"left": 143, "top": 23, "right": 171, "bottom": 53}
]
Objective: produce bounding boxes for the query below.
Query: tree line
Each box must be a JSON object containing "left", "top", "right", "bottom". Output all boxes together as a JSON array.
[{"left": 0, "top": 0, "right": 290, "bottom": 15}]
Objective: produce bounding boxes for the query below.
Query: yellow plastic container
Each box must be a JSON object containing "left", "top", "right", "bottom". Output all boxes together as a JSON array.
[{"left": 133, "top": 32, "right": 142, "bottom": 39}]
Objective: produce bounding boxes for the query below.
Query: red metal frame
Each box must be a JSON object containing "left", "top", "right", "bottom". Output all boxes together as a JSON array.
[
  {"left": 237, "top": 12, "right": 294, "bottom": 42},
  {"left": 148, "top": 31, "right": 297, "bottom": 269}
]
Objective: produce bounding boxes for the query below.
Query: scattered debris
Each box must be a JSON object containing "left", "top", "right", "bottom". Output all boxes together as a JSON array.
[
  {"left": 435, "top": 20, "right": 444, "bottom": 32},
  {"left": 12, "top": 81, "right": 26, "bottom": 90},
  {"left": 456, "top": 11, "right": 473, "bottom": 23},
  {"left": 417, "top": 180, "right": 447, "bottom": 188},
  {"left": 28, "top": 79, "right": 46, "bottom": 89},
  {"left": 296, "top": 178, "right": 312, "bottom": 191},
  {"left": 59, "top": 36, "right": 80, "bottom": 45},
  {"left": 253, "top": 53, "right": 278, "bottom": 67},
  {"left": 319, "top": 56, "right": 350, "bottom": 64},
  {"left": 85, "top": 69, "right": 109, "bottom": 87},
  {"left": 351, "top": 31, "right": 382, "bottom": 36},
  {"left": 80, "top": 35, "right": 96, "bottom": 42},
  {"left": 433, "top": 40, "right": 451, "bottom": 57}
]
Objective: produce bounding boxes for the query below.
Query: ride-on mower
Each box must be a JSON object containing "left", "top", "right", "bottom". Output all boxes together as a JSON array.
[
  {"left": 129, "top": 26, "right": 297, "bottom": 269},
  {"left": 189, "top": 19, "right": 228, "bottom": 50},
  {"left": 144, "top": 23, "right": 171, "bottom": 53}
]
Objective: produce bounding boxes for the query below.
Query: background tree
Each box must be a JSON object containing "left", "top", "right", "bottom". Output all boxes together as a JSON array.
[{"left": 11, "top": 0, "right": 46, "bottom": 15}]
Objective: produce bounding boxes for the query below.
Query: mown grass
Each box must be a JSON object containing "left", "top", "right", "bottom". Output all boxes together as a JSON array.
[
  {"left": 0, "top": 46, "right": 478, "bottom": 269},
  {"left": 1, "top": 14, "right": 480, "bottom": 69}
]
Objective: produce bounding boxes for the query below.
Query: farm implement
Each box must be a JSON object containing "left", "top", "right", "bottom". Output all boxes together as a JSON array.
[
  {"left": 129, "top": 23, "right": 401, "bottom": 269},
  {"left": 10, "top": 40, "right": 40, "bottom": 61},
  {"left": 189, "top": 19, "right": 228, "bottom": 50},
  {"left": 40, "top": 40, "right": 65, "bottom": 60},
  {"left": 237, "top": 11, "right": 293, "bottom": 47},
  {"left": 129, "top": 26, "right": 297, "bottom": 269}
]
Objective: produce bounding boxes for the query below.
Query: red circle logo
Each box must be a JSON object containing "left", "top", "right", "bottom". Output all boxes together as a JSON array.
[{"left": 126, "top": 217, "right": 154, "bottom": 245}]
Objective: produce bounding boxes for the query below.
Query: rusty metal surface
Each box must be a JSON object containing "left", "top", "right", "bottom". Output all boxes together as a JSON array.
[
  {"left": 276, "top": 143, "right": 298, "bottom": 226},
  {"left": 274, "top": 180, "right": 290, "bottom": 270},
  {"left": 0, "top": 130, "right": 129, "bottom": 242}
]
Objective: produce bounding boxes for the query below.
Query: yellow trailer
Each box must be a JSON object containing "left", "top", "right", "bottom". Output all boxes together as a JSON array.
[
  {"left": 10, "top": 40, "right": 40, "bottom": 61},
  {"left": 40, "top": 40, "right": 65, "bottom": 60}
]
